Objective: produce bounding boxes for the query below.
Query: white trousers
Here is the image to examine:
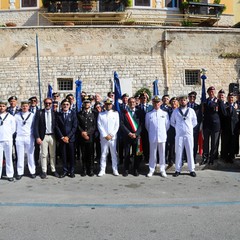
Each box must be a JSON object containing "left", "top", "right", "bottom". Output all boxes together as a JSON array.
[
  {"left": 40, "top": 135, "right": 56, "bottom": 173},
  {"left": 16, "top": 136, "right": 35, "bottom": 175},
  {"left": 99, "top": 138, "right": 118, "bottom": 172},
  {"left": 0, "top": 140, "right": 14, "bottom": 178},
  {"left": 149, "top": 142, "right": 166, "bottom": 173},
  {"left": 175, "top": 135, "right": 195, "bottom": 172}
]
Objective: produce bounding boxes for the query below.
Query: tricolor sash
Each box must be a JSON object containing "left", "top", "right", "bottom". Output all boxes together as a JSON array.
[{"left": 124, "top": 109, "right": 138, "bottom": 132}]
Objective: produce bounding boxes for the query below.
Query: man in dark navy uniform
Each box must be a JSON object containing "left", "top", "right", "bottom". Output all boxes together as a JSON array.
[
  {"left": 200, "top": 86, "right": 221, "bottom": 165},
  {"left": 187, "top": 91, "right": 202, "bottom": 163},
  {"left": 77, "top": 97, "right": 96, "bottom": 176},
  {"left": 136, "top": 92, "right": 153, "bottom": 163},
  {"left": 218, "top": 92, "right": 239, "bottom": 163}
]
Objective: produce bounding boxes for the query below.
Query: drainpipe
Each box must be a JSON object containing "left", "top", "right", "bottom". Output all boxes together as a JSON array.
[{"left": 162, "top": 30, "right": 172, "bottom": 95}]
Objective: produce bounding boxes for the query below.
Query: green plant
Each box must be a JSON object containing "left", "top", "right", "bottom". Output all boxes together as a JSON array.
[
  {"left": 181, "top": 20, "right": 193, "bottom": 26},
  {"left": 134, "top": 88, "right": 152, "bottom": 102},
  {"left": 213, "top": 0, "right": 221, "bottom": 4},
  {"left": 179, "top": 1, "right": 189, "bottom": 13}
]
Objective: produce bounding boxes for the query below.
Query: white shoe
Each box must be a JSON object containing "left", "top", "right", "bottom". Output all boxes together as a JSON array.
[
  {"left": 113, "top": 170, "right": 119, "bottom": 176},
  {"left": 98, "top": 170, "right": 105, "bottom": 177},
  {"left": 147, "top": 171, "right": 154, "bottom": 177},
  {"left": 160, "top": 171, "right": 167, "bottom": 178}
]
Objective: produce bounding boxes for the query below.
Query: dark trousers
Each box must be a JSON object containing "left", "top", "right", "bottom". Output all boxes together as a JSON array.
[
  {"left": 81, "top": 142, "right": 94, "bottom": 173},
  {"left": 123, "top": 138, "right": 141, "bottom": 171},
  {"left": 221, "top": 131, "right": 236, "bottom": 161},
  {"left": 34, "top": 140, "right": 40, "bottom": 166},
  {"left": 193, "top": 127, "right": 200, "bottom": 163},
  {"left": 203, "top": 128, "right": 220, "bottom": 161},
  {"left": 141, "top": 129, "right": 149, "bottom": 163},
  {"left": 61, "top": 142, "right": 75, "bottom": 174}
]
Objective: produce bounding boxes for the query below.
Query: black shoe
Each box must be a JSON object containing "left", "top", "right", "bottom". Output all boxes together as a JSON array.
[
  {"left": 52, "top": 171, "right": 59, "bottom": 178},
  {"left": 190, "top": 171, "right": 196, "bottom": 177},
  {"left": 8, "top": 177, "right": 14, "bottom": 182},
  {"left": 200, "top": 159, "right": 208, "bottom": 165},
  {"left": 168, "top": 162, "right": 174, "bottom": 168},
  {"left": 16, "top": 175, "right": 22, "bottom": 180},
  {"left": 122, "top": 170, "right": 128, "bottom": 177},
  {"left": 133, "top": 170, "right": 139, "bottom": 177},
  {"left": 40, "top": 172, "right": 47, "bottom": 179},
  {"left": 69, "top": 173, "right": 75, "bottom": 178},
  {"left": 88, "top": 171, "right": 94, "bottom": 177},
  {"left": 173, "top": 171, "right": 180, "bottom": 177},
  {"left": 208, "top": 160, "right": 214, "bottom": 165},
  {"left": 81, "top": 170, "right": 87, "bottom": 177},
  {"left": 30, "top": 174, "right": 36, "bottom": 179},
  {"left": 60, "top": 172, "right": 68, "bottom": 178}
]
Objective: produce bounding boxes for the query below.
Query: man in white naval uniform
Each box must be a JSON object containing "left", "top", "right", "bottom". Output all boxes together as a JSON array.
[
  {"left": 15, "top": 100, "right": 36, "bottom": 180},
  {"left": 97, "top": 97, "right": 120, "bottom": 176},
  {"left": 0, "top": 100, "right": 16, "bottom": 181},
  {"left": 145, "top": 95, "right": 170, "bottom": 177},
  {"left": 170, "top": 96, "right": 198, "bottom": 177}
]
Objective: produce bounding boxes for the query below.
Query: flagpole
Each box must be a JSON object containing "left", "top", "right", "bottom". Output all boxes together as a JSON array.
[{"left": 36, "top": 34, "right": 42, "bottom": 109}]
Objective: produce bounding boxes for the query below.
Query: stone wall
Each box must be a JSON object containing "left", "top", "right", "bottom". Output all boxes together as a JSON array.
[{"left": 0, "top": 26, "right": 240, "bottom": 103}]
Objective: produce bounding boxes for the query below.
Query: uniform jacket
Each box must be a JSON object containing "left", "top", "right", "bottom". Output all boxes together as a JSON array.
[
  {"left": 218, "top": 101, "right": 239, "bottom": 135},
  {"left": 34, "top": 109, "right": 56, "bottom": 140},
  {"left": 0, "top": 112, "right": 16, "bottom": 141},
  {"left": 55, "top": 110, "right": 78, "bottom": 143},
  {"left": 171, "top": 107, "right": 197, "bottom": 137},
  {"left": 7, "top": 106, "right": 20, "bottom": 116},
  {"left": 97, "top": 110, "right": 119, "bottom": 140},
  {"left": 145, "top": 108, "right": 170, "bottom": 143},
  {"left": 120, "top": 108, "right": 143, "bottom": 140},
  {"left": 77, "top": 109, "right": 96, "bottom": 143},
  {"left": 202, "top": 97, "right": 221, "bottom": 132}
]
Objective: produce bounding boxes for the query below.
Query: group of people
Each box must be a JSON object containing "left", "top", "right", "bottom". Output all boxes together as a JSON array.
[{"left": 0, "top": 86, "right": 239, "bottom": 182}]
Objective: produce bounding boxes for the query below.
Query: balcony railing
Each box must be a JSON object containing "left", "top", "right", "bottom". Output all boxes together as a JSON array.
[{"left": 45, "top": 0, "right": 125, "bottom": 13}]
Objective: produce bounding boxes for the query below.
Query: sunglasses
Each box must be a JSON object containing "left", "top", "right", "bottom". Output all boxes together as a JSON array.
[
  {"left": 45, "top": 102, "right": 52, "bottom": 105},
  {"left": 31, "top": 99, "right": 37, "bottom": 102},
  {"left": 62, "top": 103, "right": 70, "bottom": 106}
]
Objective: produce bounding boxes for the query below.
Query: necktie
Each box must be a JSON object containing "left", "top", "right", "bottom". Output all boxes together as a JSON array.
[{"left": 64, "top": 113, "right": 67, "bottom": 119}]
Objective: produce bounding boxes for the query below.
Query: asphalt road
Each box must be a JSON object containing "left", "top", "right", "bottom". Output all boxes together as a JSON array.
[{"left": 1, "top": 158, "right": 240, "bottom": 240}]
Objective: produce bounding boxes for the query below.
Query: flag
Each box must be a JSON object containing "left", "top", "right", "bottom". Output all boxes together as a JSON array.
[
  {"left": 47, "top": 84, "right": 53, "bottom": 99},
  {"left": 75, "top": 79, "right": 82, "bottom": 112},
  {"left": 201, "top": 74, "right": 207, "bottom": 103},
  {"left": 153, "top": 79, "right": 159, "bottom": 96},
  {"left": 114, "top": 71, "right": 122, "bottom": 114}
]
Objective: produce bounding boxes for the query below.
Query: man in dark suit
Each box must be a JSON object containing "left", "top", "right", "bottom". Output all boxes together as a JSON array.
[
  {"left": 121, "top": 97, "right": 143, "bottom": 176},
  {"left": 218, "top": 92, "right": 239, "bottom": 163},
  {"left": 55, "top": 99, "right": 78, "bottom": 178},
  {"left": 187, "top": 91, "right": 202, "bottom": 163},
  {"left": 200, "top": 86, "right": 221, "bottom": 165},
  {"left": 34, "top": 98, "right": 59, "bottom": 179},
  {"left": 77, "top": 97, "right": 96, "bottom": 177}
]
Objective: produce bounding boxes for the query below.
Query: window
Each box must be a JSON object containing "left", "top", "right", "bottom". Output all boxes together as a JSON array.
[
  {"left": 185, "top": 70, "right": 201, "bottom": 85},
  {"left": 21, "top": 0, "right": 37, "bottom": 8},
  {"left": 57, "top": 78, "right": 73, "bottom": 91},
  {"left": 165, "top": 0, "right": 179, "bottom": 8},
  {"left": 134, "top": 0, "right": 151, "bottom": 7}
]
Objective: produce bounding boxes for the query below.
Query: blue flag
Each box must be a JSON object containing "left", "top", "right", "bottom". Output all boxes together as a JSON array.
[
  {"left": 47, "top": 84, "right": 53, "bottom": 99},
  {"left": 201, "top": 74, "right": 207, "bottom": 103},
  {"left": 114, "top": 71, "right": 122, "bottom": 114},
  {"left": 75, "top": 79, "right": 82, "bottom": 112},
  {"left": 153, "top": 79, "right": 159, "bottom": 96}
]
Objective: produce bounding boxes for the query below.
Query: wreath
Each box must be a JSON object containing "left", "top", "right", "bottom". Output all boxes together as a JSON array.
[{"left": 134, "top": 87, "right": 152, "bottom": 102}]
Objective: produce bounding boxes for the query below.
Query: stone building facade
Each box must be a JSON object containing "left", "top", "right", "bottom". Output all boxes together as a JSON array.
[{"left": 0, "top": 26, "right": 239, "bottom": 103}]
